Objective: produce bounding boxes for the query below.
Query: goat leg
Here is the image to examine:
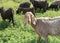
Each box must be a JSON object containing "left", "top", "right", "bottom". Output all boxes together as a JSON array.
[
  {"left": 9, "top": 19, "right": 11, "bottom": 22},
  {"left": 11, "top": 17, "right": 15, "bottom": 26},
  {"left": 45, "top": 35, "right": 48, "bottom": 43},
  {"left": 34, "top": 7, "right": 37, "bottom": 10},
  {"left": 43, "top": 8, "right": 46, "bottom": 12},
  {"left": 37, "top": 36, "right": 41, "bottom": 43}
]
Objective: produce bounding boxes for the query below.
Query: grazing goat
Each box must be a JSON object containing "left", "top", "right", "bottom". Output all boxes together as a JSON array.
[
  {"left": 30, "top": 0, "right": 48, "bottom": 12},
  {"left": 0, "top": 7, "right": 15, "bottom": 26},
  {"left": 16, "top": 2, "right": 30, "bottom": 14},
  {"left": 49, "top": 4, "right": 59, "bottom": 10},
  {"left": 16, "top": 7, "right": 35, "bottom": 16},
  {"left": 50, "top": 0, "right": 60, "bottom": 8},
  {"left": 24, "top": 12, "right": 60, "bottom": 43},
  {"left": 19, "top": 2, "right": 30, "bottom": 8},
  {"left": 48, "top": 0, "right": 59, "bottom": 10}
]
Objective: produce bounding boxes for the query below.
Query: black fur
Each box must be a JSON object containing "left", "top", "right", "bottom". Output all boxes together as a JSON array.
[
  {"left": 0, "top": 7, "right": 15, "bottom": 26},
  {"left": 30, "top": 0, "right": 48, "bottom": 12},
  {"left": 49, "top": 4, "right": 59, "bottom": 10},
  {"left": 16, "top": 2, "right": 30, "bottom": 14},
  {"left": 16, "top": 7, "right": 35, "bottom": 16},
  {"left": 19, "top": 2, "right": 30, "bottom": 8}
]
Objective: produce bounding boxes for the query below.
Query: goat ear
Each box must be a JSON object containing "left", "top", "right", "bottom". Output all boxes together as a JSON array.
[
  {"left": 28, "top": 16, "right": 31, "bottom": 24},
  {"left": 31, "top": 15, "right": 36, "bottom": 25},
  {"left": 33, "top": 21, "right": 36, "bottom": 25}
]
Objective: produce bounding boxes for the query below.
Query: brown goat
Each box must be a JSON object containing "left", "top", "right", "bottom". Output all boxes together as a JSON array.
[{"left": 24, "top": 12, "right": 60, "bottom": 43}]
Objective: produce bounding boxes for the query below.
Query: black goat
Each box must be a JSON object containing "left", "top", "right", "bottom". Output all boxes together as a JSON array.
[
  {"left": 52, "top": 1, "right": 60, "bottom": 8},
  {"left": 19, "top": 2, "right": 30, "bottom": 8},
  {"left": 30, "top": 0, "right": 48, "bottom": 12},
  {"left": 49, "top": 4, "right": 59, "bottom": 10},
  {"left": 16, "top": 2, "right": 30, "bottom": 14},
  {"left": 0, "top": 7, "right": 15, "bottom": 26},
  {"left": 16, "top": 7, "right": 35, "bottom": 16}
]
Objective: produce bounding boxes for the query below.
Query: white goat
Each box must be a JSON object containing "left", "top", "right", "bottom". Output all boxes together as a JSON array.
[{"left": 24, "top": 12, "right": 60, "bottom": 43}]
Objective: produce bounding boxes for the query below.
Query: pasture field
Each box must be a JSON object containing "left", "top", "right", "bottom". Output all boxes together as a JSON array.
[{"left": 0, "top": 0, "right": 60, "bottom": 43}]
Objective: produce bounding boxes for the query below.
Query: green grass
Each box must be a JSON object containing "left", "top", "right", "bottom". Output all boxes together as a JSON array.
[{"left": 0, "top": 0, "right": 60, "bottom": 43}]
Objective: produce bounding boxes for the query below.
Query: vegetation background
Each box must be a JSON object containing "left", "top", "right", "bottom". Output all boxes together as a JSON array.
[{"left": 0, "top": 0, "right": 60, "bottom": 43}]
